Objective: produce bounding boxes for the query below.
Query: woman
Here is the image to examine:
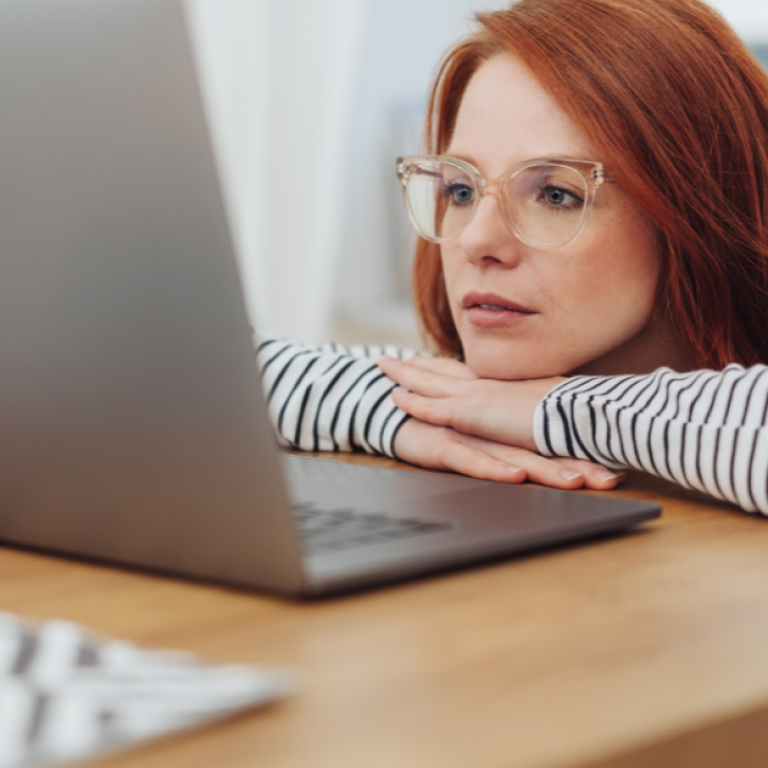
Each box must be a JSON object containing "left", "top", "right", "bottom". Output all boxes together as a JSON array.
[{"left": 259, "top": 0, "right": 768, "bottom": 515}]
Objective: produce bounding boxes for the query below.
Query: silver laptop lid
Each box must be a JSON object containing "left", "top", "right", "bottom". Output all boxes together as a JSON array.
[{"left": 0, "top": 0, "right": 307, "bottom": 591}]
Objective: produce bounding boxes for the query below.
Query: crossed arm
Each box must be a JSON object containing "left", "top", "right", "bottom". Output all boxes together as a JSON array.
[
  {"left": 258, "top": 335, "right": 768, "bottom": 515},
  {"left": 381, "top": 356, "right": 768, "bottom": 516}
]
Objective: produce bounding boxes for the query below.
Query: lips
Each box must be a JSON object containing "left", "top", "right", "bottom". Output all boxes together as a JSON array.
[
  {"left": 462, "top": 291, "right": 534, "bottom": 313},
  {"left": 462, "top": 291, "right": 536, "bottom": 328}
]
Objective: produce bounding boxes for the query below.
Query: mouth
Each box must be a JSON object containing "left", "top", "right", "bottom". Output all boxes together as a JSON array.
[{"left": 461, "top": 291, "right": 536, "bottom": 328}]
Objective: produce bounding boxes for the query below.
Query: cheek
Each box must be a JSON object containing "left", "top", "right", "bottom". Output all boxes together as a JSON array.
[
  {"left": 439, "top": 243, "right": 464, "bottom": 321},
  {"left": 598, "top": 214, "right": 660, "bottom": 312},
  {"left": 564, "top": 244, "right": 657, "bottom": 316},
  {"left": 554, "top": 214, "right": 661, "bottom": 344},
  {"left": 439, "top": 242, "right": 460, "bottom": 281}
]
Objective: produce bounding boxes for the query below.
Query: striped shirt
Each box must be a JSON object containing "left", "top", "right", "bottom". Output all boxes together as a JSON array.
[
  {"left": 256, "top": 335, "right": 416, "bottom": 458},
  {"left": 260, "top": 336, "right": 768, "bottom": 516},
  {"left": 536, "top": 366, "right": 768, "bottom": 516}
]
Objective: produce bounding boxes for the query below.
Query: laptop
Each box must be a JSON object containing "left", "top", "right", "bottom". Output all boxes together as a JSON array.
[{"left": 0, "top": 0, "right": 659, "bottom": 596}]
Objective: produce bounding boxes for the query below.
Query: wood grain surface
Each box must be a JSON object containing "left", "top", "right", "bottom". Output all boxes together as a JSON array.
[{"left": 2, "top": 452, "right": 768, "bottom": 768}]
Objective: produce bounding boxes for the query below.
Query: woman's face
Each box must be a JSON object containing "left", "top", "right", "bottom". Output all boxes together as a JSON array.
[{"left": 441, "top": 54, "right": 670, "bottom": 379}]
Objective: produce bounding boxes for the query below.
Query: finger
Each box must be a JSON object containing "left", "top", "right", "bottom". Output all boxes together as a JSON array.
[
  {"left": 379, "top": 357, "right": 468, "bottom": 397},
  {"left": 392, "top": 388, "right": 529, "bottom": 448},
  {"left": 391, "top": 387, "right": 457, "bottom": 426},
  {"left": 551, "top": 456, "right": 627, "bottom": 490},
  {"left": 436, "top": 439, "right": 528, "bottom": 484},
  {"left": 397, "top": 356, "right": 477, "bottom": 380},
  {"left": 457, "top": 439, "right": 588, "bottom": 490}
]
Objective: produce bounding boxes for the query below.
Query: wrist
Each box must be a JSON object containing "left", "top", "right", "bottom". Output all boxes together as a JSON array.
[{"left": 389, "top": 414, "right": 412, "bottom": 461}]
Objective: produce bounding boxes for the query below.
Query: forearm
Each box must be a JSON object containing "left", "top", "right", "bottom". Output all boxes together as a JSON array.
[
  {"left": 535, "top": 365, "right": 768, "bottom": 514},
  {"left": 256, "top": 335, "right": 414, "bottom": 457}
]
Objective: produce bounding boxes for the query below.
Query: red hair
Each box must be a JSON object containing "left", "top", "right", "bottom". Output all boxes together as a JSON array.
[{"left": 412, "top": 0, "right": 768, "bottom": 368}]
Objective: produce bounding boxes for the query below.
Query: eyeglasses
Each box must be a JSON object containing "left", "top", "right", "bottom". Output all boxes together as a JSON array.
[{"left": 396, "top": 155, "right": 612, "bottom": 248}]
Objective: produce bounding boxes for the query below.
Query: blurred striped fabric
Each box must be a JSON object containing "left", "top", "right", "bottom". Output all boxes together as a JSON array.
[{"left": 0, "top": 614, "right": 292, "bottom": 768}]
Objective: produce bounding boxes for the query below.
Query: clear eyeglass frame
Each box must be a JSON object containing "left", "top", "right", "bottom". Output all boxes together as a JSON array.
[{"left": 396, "top": 155, "right": 615, "bottom": 249}]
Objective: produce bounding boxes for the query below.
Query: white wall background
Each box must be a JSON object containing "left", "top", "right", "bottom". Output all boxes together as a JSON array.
[
  {"left": 185, "top": 0, "right": 768, "bottom": 348},
  {"left": 186, "top": 0, "right": 368, "bottom": 345},
  {"left": 709, "top": 0, "right": 768, "bottom": 41}
]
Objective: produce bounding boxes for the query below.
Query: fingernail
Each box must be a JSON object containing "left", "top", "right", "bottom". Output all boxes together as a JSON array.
[
  {"left": 560, "top": 470, "right": 583, "bottom": 481},
  {"left": 505, "top": 466, "right": 523, "bottom": 475},
  {"left": 595, "top": 468, "right": 619, "bottom": 481}
]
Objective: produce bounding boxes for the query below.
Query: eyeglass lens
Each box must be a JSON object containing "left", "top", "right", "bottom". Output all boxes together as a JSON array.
[{"left": 405, "top": 160, "right": 589, "bottom": 245}]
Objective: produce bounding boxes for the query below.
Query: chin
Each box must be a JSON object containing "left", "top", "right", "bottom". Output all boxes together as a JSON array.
[
  {"left": 464, "top": 349, "right": 542, "bottom": 380},
  {"left": 462, "top": 339, "right": 577, "bottom": 381}
]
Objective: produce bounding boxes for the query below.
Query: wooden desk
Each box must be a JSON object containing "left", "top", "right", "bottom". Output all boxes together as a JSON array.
[{"left": 2, "top": 453, "right": 768, "bottom": 768}]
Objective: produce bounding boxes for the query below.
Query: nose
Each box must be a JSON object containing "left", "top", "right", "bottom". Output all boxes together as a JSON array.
[{"left": 458, "top": 190, "right": 524, "bottom": 268}]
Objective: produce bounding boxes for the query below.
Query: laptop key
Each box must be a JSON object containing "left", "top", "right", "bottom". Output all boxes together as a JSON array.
[{"left": 292, "top": 504, "right": 453, "bottom": 553}]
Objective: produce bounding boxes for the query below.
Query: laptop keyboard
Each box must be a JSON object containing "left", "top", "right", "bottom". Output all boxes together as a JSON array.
[{"left": 292, "top": 503, "right": 454, "bottom": 554}]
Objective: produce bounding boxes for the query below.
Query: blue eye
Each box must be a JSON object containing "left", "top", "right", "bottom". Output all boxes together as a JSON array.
[
  {"left": 539, "top": 184, "right": 583, "bottom": 210},
  {"left": 442, "top": 182, "right": 475, "bottom": 206},
  {"left": 546, "top": 188, "right": 567, "bottom": 205}
]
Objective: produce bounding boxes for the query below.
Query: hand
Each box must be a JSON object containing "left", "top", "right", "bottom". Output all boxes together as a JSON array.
[
  {"left": 379, "top": 355, "right": 559, "bottom": 451},
  {"left": 382, "top": 356, "right": 624, "bottom": 490},
  {"left": 393, "top": 417, "right": 624, "bottom": 490}
]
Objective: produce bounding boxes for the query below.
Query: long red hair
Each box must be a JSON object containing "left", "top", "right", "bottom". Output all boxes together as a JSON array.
[{"left": 412, "top": 0, "right": 768, "bottom": 368}]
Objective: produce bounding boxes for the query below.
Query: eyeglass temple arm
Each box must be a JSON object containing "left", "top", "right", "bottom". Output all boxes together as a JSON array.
[
  {"left": 592, "top": 164, "right": 617, "bottom": 184},
  {"left": 397, "top": 162, "right": 444, "bottom": 184}
]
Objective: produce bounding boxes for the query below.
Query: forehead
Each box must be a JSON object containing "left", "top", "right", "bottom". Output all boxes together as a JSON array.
[{"left": 448, "top": 54, "right": 598, "bottom": 175}]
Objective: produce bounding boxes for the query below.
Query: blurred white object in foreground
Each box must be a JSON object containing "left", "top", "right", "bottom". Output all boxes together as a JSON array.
[{"left": 0, "top": 614, "right": 292, "bottom": 768}]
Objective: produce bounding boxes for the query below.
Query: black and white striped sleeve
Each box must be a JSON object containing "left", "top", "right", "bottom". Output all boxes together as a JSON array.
[
  {"left": 534, "top": 365, "right": 768, "bottom": 515},
  {"left": 255, "top": 334, "right": 420, "bottom": 458}
]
